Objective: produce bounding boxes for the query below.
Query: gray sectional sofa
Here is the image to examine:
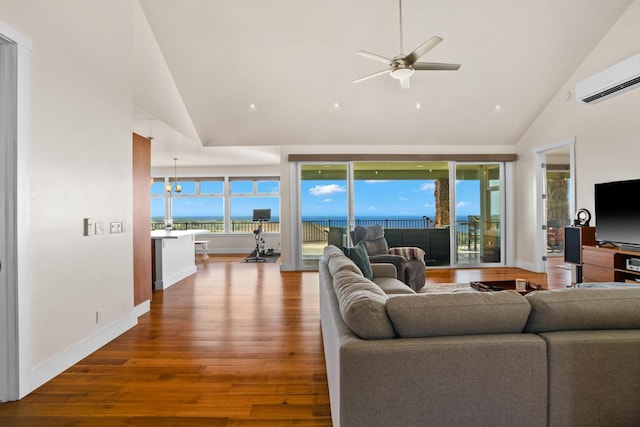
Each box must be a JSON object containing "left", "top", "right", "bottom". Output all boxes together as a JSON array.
[{"left": 319, "top": 245, "right": 640, "bottom": 427}]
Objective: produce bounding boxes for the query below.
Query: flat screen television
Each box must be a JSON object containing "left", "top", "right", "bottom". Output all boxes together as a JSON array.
[{"left": 594, "top": 178, "right": 640, "bottom": 250}]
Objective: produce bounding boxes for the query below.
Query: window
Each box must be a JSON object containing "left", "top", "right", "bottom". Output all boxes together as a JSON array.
[
  {"left": 151, "top": 176, "right": 279, "bottom": 233},
  {"left": 229, "top": 177, "right": 280, "bottom": 233}
]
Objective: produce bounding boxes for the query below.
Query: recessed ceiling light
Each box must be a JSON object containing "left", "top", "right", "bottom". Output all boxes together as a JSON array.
[
  {"left": 415, "top": 103, "right": 421, "bottom": 109},
  {"left": 494, "top": 104, "right": 502, "bottom": 111},
  {"left": 333, "top": 102, "right": 340, "bottom": 109},
  {"left": 249, "top": 103, "right": 257, "bottom": 110}
]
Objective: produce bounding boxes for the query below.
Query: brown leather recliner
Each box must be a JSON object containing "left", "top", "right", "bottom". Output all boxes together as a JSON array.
[{"left": 351, "top": 224, "right": 426, "bottom": 291}]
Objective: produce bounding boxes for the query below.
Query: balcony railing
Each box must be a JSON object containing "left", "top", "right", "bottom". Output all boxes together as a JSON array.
[
  {"left": 151, "top": 218, "right": 499, "bottom": 251},
  {"left": 151, "top": 221, "right": 280, "bottom": 233}
]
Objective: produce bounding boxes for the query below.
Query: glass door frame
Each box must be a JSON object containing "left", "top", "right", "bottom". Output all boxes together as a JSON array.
[
  {"left": 449, "top": 161, "right": 508, "bottom": 267},
  {"left": 295, "top": 161, "right": 353, "bottom": 271},
  {"left": 292, "top": 159, "right": 513, "bottom": 270}
]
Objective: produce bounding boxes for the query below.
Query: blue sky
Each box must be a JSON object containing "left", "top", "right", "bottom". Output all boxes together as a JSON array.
[
  {"left": 151, "top": 179, "right": 485, "bottom": 219},
  {"left": 301, "top": 179, "right": 481, "bottom": 218}
]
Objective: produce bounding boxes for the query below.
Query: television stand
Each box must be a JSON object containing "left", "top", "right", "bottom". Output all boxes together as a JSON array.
[{"left": 582, "top": 245, "right": 640, "bottom": 283}]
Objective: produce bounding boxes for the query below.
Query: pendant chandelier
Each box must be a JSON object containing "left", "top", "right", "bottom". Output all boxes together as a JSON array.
[{"left": 165, "top": 157, "right": 182, "bottom": 193}]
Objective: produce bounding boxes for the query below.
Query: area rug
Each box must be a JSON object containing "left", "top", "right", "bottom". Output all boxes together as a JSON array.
[
  {"left": 418, "top": 282, "right": 472, "bottom": 293},
  {"left": 242, "top": 252, "right": 280, "bottom": 263}
]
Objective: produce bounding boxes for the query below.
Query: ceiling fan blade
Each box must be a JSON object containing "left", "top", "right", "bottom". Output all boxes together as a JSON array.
[
  {"left": 413, "top": 62, "right": 461, "bottom": 71},
  {"left": 357, "top": 50, "right": 392, "bottom": 64},
  {"left": 399, "top": 77, "right": 410, "bottom": 90},
  {"left": 353, "top": 69, "right": 390, "bottom": 84},
  {"left": 404, "top": 36, "right": 443, "bottom": 64}
]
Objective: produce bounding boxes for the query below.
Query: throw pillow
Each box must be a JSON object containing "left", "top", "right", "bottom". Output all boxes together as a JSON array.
[{"left": 347, "top": 242, "right": 374, "bottom": 280}]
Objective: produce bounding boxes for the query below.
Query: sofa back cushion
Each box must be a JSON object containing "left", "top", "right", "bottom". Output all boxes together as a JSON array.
[
  {"left": 386, "top": 291, "right": 531, "bottom": 338},
  {"left": 323, "top": 245, "right": 362, "bottom": 277},
  {"left": 525, "top": 287, "right": 640, "bottom": 333},
  {"left": 332, "top": 268, "right": 396, "bottom": 339}
]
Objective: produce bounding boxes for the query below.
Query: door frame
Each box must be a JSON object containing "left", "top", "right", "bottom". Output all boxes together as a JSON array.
[
  {"left": 295, "top": 161, "right": 352, "bottom": 270},
  {"left": 533, "top": 137, "right": 576, "bottom": 273},
  {"left": 450, "top": 161, "right": 508, "bottom": 267},
  {"left": 0, "top": 21, "right": 32, "bottom": 401}
]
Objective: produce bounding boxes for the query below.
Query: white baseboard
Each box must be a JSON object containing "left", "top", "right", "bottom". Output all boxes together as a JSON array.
[
  {"left": 279, "top": 263, "right": 296, "bottom": 271},
  {"left": 30, "top": 310, "right": 138, "bottom": 392},
  {"left": 154, "top": 265, "right": 197, "bottom": 290},
  {"left": 134, "top": 300, "right": 150, "bottom": 318},
  {"left": 206, "top": 248, "right": 248, "bottom": 254}
]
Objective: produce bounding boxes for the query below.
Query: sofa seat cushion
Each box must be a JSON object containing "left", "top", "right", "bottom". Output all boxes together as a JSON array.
[
  {"left": 386, "top": 291, "right": 531, "bottom": 338},
  {"left": 525, "top": 287, "right": 640, "bottom": 333},
  {"left": 332, "top": 268, "right": 396, "bottom": 339},
  {"left": 373, "top": 277, "right": 416, "bottom": 295}
]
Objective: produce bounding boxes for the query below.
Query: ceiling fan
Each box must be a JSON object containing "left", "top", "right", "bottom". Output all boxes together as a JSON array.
[{"left": 353, "top": 0, "right": 461, "bottom": 90}]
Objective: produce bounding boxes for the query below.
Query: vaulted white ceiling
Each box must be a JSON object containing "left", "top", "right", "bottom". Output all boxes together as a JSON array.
[{"left": 134, "top": 0, "right": 633, "bottom": 167}]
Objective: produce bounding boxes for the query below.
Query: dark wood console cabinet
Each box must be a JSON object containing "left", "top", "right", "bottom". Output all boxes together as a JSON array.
[{"left": 582, "top": 245, "right": 640, "bottom": 283}]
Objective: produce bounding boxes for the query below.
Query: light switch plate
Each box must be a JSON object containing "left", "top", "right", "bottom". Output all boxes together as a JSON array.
[
  {"left": 95, "top": 221, "right": 104, "bottom": 235},
  {"left": 110, "top": 222, "right": 122, "bottom": 233}
]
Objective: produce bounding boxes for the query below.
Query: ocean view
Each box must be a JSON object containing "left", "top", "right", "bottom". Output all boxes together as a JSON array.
[{"left": 153, "top": 215, "right": 479, "bottom": 222}]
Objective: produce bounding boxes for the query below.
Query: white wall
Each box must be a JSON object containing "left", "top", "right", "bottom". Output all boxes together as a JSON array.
[
  {"left": 515, "top": 0, "right": 640, "bottom": 266},
  {"left": 133, "top": 1, "right": 200, "bottom": 143},
  {"left": 0, "top": 0, "right": 137, "bottom": 391}
]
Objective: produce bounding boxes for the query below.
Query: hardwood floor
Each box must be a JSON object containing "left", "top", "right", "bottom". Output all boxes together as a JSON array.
[{"left": 0, "top": 255, "right": 571, "bottom": 426}]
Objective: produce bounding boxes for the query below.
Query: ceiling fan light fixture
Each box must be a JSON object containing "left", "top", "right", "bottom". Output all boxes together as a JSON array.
[{"left": 390, "top": 67, "right": 414, "bottom": 80}]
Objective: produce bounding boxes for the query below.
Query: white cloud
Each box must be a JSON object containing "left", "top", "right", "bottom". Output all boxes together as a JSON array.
[
  {"left": 309, "top": 184, "right": 346, "bottom": 196},
  {"left": 457, "top": 201, "right": 471, "bottom": 208},
  {"left": 368, "top": 206, "right": 377, "bottom": 211},
  {"left": 398, "top": 196, "right": 408, "bottom": 201},
  {"left": 322, "top": 198, "right": 333, "bottom": 203},
  {"left": 423, "top": 203, "right": 432, "bottom": 208},
  {"left": 420, "top": 183, "right": 436, "bottom": 191},
  {"left": 365, "top": 180, "right": 390, "bottom": 183}
]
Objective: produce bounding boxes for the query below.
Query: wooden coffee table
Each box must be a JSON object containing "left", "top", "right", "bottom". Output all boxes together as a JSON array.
[{"left": 470, "top": 279, "right": 545, "bottom": 295}]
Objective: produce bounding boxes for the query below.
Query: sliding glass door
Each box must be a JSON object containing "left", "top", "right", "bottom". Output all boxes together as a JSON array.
[
  {"left": 352, "top": 162, "right": 451, "bottom": 266},
  {"left": 299, "top": 164, "right": 349, "bottom": 269},
  {"left": 453, "top": 163, "right": 503, "bottom": 265},
  {"left": 295, "top": 160, "right": 506, "bottom": 269}
]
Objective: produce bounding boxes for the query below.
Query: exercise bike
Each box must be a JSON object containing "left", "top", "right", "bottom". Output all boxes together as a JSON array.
[{"left": 245, "top": 209, "right": 271, "bottom": 262}]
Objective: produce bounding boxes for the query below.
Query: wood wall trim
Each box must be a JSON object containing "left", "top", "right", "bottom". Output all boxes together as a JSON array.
[
  {"left": 132, "top": 133, "right": 152, "bottom": 305},
  {"left": 288, "top": 153, "right": 517, "bottom": 162}
]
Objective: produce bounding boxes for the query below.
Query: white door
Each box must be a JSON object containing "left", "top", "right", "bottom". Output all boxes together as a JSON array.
[
  {"left": 0, "top": 33, "right": 16, "bottom": 403},
  {"left": 0, "top": 22, "right": 31, "bottom": 401}
]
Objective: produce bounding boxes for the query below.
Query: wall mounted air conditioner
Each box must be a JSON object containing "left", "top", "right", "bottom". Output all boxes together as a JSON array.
[{"left": 575, "top": 53, "right": 640, "bottom": 104}]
